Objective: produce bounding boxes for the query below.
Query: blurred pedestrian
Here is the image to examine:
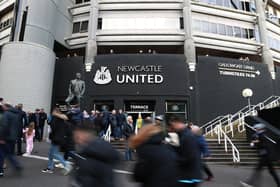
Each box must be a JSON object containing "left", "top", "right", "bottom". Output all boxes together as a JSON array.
[
  {"left": 117, "top": 109, "right": 127, "bottom": 140},
  {"left": 129, "top": 122, "right": 177, "bottom": 187},
  {"left": 241, "top": 123, "right": 280, "bottom": 187},
  {"left": 89, "top": 110, "right": 96, "bottom": 122},
  {"left": 42, "top": 106, "right": 72, "bottom": 175},
  {"left": 191, "top": 125, "right": 214, "bottom": 181},
  {"left": 15, "top": 104, "right": 27, "bottom": 155},
  {"left": 68, "top": 104, "right": 83, "bottom": 126},
  {"left": 167, "top": 115, "right": 202, "bottom": 187},
  {"left": 110, "top": 110, "right": 118, "bottom": 140},
  {"left": 71, "top": 123, "right": 120, "bottom": 187},
  {"left": 23, "top": 122, "right": 35, "bottom": 155},
  {"left": 124, "top": 116, "right": 134, "bottom": 161},
  {"left": 0, "top": 103, "right": 23, "bottom": 177},
  {"left": 39, "top": 108, "right": 47, "bottom": 141}
]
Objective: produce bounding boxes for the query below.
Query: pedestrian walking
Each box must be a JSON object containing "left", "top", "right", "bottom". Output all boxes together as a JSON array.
[
  {"left": 23, "top": 122, "right": 35, "bottom": 155},
  {"left": 39, "top": 108, "right": 47, "bottom": 141},
  {"left": 42, "top": 106, "right": 72, "bottom": 175},
  {"left": 0, "top": 103, "right": 23, "bottom": 177},
  {"left": 129, "top": 121, "right": 177, "bottom": 187},
  {"left": 124, "top": 116, "right": 134, "bottom": 161},
  {"left": 71, "top": 123, "right": 120, "bottom": 187},
  {"left": 241, "top": 123, "right": 280, "bottom": 187},
  {"left": 110, "top": 110, "right": 118, "bottom": 140},
  {"left": 167, "top": 115, "right": 202, "bottom": 187},
  {"left": 191, "top": 125, "right": 214, "bottom": 181},
  {"left": 15, "top": 104, "right": 28, "bottom": 155},
  {"left": 117, "top": 109, "right": 127, "bottom": 140}
]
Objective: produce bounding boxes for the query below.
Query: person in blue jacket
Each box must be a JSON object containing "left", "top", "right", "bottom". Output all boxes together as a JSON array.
[{"left": 191, "top": 125, "right": 214, "bottom": 181}]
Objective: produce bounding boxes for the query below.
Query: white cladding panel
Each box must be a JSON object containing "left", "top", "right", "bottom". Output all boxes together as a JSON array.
[
  {"left": 0, "top": 42, "right": 55, "bottom": 113},
  {"left": 24, "top": 0, "right": 73, "bottom": 48},
  {"left": 100, "top": 11, "right": 182, "bottom": 30}
]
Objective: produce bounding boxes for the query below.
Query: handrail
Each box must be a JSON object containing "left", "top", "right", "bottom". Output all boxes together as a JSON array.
[
  {"left": 216, "top": 124, "right": 240, "bottom": 163},
  {"left": 239, "top": 122, "right": 277, "bottom": 144},
  {"left": 200, "top": 116, "right": 224, "bottom": 129},
  {"left": 202, "top": 96, "right": 280, "bottom": 137}
]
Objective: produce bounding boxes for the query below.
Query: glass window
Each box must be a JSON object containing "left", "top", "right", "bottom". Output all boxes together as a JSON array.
[
  {"left": 201, "top": 20, "right": 209, "bottom": 33},
  {"left": 193, "top": 19, "right": 201, "bottom": 31},
  {"left": 226, "top": 25, "right": 233, "bottom": 36},
  {"left": 72, "top": 22, "right": 80, "bottom": 33},
  {"left": 97, "top": 18, "right": 102, "bottom": 30},
  {"left": 248, "top": 29, "right": 255, "bottom": 39},
  {"left": 0, "top": 23, "right": 3, "bottom": 30},
  {"left": 210, "top": 22, "right": 217, "bottom": 34},
  {"left": 180, "top": 17, "right": 184, "bottom": 29},
  {"left": 84, "top": 0, "right": 90, "bottom": 2},
  {"left": 241, "top": 28, "right": 248, "bottom": 38},
  {"left": 216, "top": 0, "right": 223, "bottom": 6},
  {"left": 166, "top": 101, "right": 188, "bottom": 120},
  {"left": 75, "top": 0, "right": 83, "bottom": 4},
  {"left": 80, "top": 21, "right": 89, "bottom": 32},
  {"left": 234, "top": 26, "right": 241, "bottom": 38},
  {"left": 218, "top": 24, "right": 226, "bottom": 35}
]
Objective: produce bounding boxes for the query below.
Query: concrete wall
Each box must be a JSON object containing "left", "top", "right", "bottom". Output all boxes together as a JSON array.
[
  {"left": 0, "top": 42, "right": 55, "bottom": 113},
  {"left": 24, "top": 0, "right": 73, "bottom": 48}
]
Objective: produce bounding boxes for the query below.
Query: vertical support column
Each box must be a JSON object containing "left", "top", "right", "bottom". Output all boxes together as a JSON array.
[
  {"left": 255, "top": 0, "right": 275, "bottom": 79},
  {"left": 85, "top": 0, "right": 99, "bottom": 72},
  {"left": 183, "top": 0, "right": 196, "bottom": 72}
]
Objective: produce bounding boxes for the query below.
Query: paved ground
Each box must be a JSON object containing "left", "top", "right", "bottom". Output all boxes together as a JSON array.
[{"left": 1, "top": 142, "right": 280, "bottom": 187}]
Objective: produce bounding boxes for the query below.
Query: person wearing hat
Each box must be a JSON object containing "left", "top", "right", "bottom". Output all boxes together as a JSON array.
[{"left": 241, "top": 123, "right": 280, "bottom": 187}]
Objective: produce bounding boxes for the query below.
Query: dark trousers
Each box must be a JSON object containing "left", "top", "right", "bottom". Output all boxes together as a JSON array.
[
  {"left": 248, "top": 156, "right": 280, "bottom": 187},
  {"left": 39, "top": 125, "right": 44, "bottom": 141},
  {"left": 16, "top": 137, "right": 22, "bottom": 154},
  {"left": 202, "top": 162, "right": 213, "bottom": 177},
  {"left": 35, "top": 126, "right": 40, "bottom": 141},
  {"left": 0, "top": 141, "right": 22, "bottom": 173}
]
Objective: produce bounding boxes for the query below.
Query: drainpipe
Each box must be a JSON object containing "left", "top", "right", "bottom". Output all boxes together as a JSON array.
[
  {"left": 183, "top": 0, "right": 196, "bottom": 72},
  {"left": 85, "top": 0, "right": 99, "bottom": 72}
]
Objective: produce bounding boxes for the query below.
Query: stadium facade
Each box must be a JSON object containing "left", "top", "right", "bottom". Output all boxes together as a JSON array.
[{"left": 0, "top": 0, "right": 280, "bottom": 124}]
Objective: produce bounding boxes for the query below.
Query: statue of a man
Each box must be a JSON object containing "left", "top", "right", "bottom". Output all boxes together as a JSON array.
[{"left": 65, "top": 73, "right": 85, "bottom": 105}]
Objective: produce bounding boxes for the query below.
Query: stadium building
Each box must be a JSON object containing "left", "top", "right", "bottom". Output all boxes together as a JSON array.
[{"left": 0, "top": 0, "right": 280, "bottom": 124}]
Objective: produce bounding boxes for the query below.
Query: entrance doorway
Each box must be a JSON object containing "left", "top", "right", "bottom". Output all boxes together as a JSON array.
[{"left": 124, "top": 100, "right": 156, "bottom": 126}]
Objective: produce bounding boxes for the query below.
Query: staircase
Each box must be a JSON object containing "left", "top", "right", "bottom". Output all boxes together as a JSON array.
[
  {"left": 206, "top": 138, "right": 258, "bottom": 166},
  {"left": 110, "top": 139, "right": 128, "bottom": 159},
  {"left": 202, "top": 96, "right": 280, "bottom": 166}
]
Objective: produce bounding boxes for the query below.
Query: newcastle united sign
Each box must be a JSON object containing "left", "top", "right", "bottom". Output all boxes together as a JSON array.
[{"left": 94, "top": 65, "right": 164, "bottom": 85}]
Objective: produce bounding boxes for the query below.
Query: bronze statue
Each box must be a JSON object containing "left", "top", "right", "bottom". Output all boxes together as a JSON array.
[{"left": 65, "top": 73, "right": 85, "bottom": 105}]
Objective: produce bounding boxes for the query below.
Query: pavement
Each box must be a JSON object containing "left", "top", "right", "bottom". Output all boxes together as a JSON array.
[{"left": 1, "top": 142, "right": 280, "bottom": 187}]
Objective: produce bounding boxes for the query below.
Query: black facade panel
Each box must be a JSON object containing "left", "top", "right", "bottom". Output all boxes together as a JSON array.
[
  {"left": 86, "top": 54, "right": 189, "bottom": 96},
  {"left": 197, "top": 56, "right": 273, "bottom": 124}
]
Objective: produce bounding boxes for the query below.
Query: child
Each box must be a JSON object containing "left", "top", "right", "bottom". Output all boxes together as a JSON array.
[{"left": 23, "top": 122, "right": 35, "bottom": 155}]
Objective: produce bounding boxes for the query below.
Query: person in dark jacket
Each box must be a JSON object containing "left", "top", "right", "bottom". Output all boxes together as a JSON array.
[
  {"left": 110, "top": 110, "right": 119, "bottom": 140},
  {"left": 42, "top": 107, "right": 72, "bottom": 175},
  {"left": 0, "top": 103, "right": 23, "bottom": 177},
  {"left": 68, "top": 104, "right": 83, "bottom": 126},
  {"left": 72, "top": 124, "right": 120, "bottom": 187},
  {"left": 241, "top": 123, "right": 280, "bottom": 187},
  {"left": 124, "top": 116, "right": 134, "bottom": 161},
  {"left": 15, "top": 104, "right": 28, "bottom": 155},
  {"left": 39, "top": 108, "right": 47, "bottom": 141},
  {"left": 129, "top": 123, "right": 177, "bottom": 187},
  {"left": 167, "top": 115, "right": 202, "bottom": 187},
  {"left": 191, "top": 125, "right": 214, "bottom": 181},
  {"left": 117, "top": 109, "right": 127, "bottom": 140}
]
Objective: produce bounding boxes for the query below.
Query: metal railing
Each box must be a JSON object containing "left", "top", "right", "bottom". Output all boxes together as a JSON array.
[
  {"left": 216, "top": 124, "right": 240, "bottom": 163},
  {"left": 202, "top": 96, "right": 280, "bottom": 138}
]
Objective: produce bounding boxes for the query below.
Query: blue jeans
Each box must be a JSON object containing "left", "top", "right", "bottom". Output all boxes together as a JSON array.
[
  {"left": 0, "top": 141, "right": 22, "bottom": 173},
  {"left": 125, "top": 146, "right": 133, "bottom": 161},
  {"left": 114, "top": 127, "right": 122, "bottom": 139},
  {"left": 47, "top": 144, "right": 67, "bottom": 170}
]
